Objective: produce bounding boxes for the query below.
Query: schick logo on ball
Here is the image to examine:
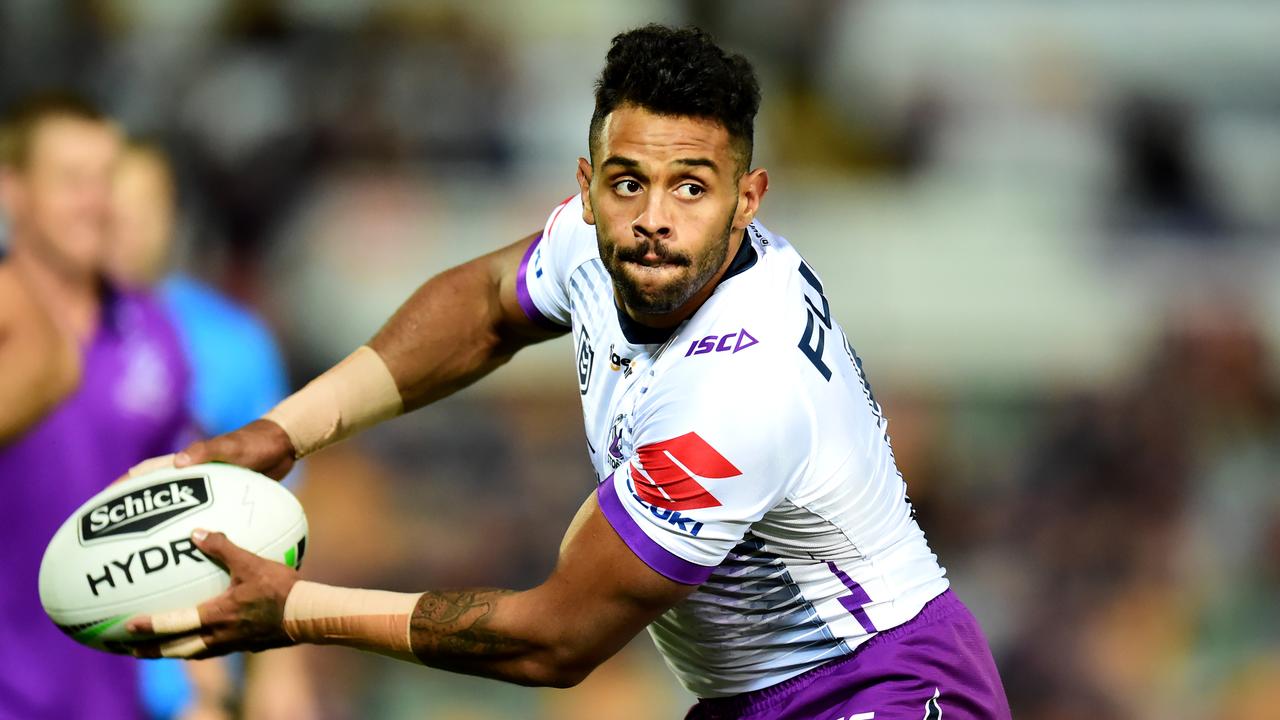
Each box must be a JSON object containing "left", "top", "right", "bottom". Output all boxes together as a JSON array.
[{"left": 79, "top": 477, "right": 211, "bottom": 544}]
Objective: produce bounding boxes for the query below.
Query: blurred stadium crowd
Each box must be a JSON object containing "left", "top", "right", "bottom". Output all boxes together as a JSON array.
[{"left": 3, "top": 1, "right": 1280, "bottom": 718}]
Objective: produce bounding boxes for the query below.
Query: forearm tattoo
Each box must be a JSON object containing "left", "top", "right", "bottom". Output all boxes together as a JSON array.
[{"left": 408, "top": 589, "right": 527, "bottom": 664}]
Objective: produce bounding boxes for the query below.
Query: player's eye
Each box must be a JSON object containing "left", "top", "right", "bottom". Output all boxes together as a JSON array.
[
  {"left": 675, "top": 183, "right": 706, "bottom": 199},
  {"left": 613, "top": 179, "right": 643, "bottom": 197}
]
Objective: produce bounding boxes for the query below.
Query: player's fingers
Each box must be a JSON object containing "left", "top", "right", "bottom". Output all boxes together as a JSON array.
[
  {"left": 111, "top": 454, "right": 177, "bottom": 484},
  {"left": 127, "top": 582, "right": 235, "bottom": 636},
  {"left": 159, "top": 634, "right": 208, "bottom": 659},
  {"left": 126, "top": 602, "right": 205, "bottom": 636},
  {"left": 152, "top": 606, "right": 203, "bottom": 635},
  {"left": 129, "top": 633, "right": 213, "bottom": 660},
  {"left": 129, "top": 454, "right": 177, "bottom": 477},
  {"left": 191, "top": 529, "right": 256, "bottom": 570},
  {"left": 133, "top": 616, "right": 257, "bottom": 660},
  {"left": 180, "top": 432, "right": 254, "bottom": 468},
  {"left": 124, "top": 614, "right": 153, "bottom": 635},
  {"left": 262, "top": 456, "right": 294, "bottom": 482},
  {"left": 129, "top": 642, "right": 163, "bottom": 659},
  {"left": 174, "top": 439, "right": 213, "bottom": 467}
]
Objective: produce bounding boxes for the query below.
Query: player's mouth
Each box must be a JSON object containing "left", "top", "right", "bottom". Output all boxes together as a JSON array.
[
  {"left": 617, "top": 246, "right": 690, "bottom": 271},
  {"left": 625, "top": 259, "right": 681, "bottom": 272}
]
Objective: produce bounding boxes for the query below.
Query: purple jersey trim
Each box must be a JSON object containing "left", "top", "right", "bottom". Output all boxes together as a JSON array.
[
  {"left": 597, "top": 472, "right": 716, "bottom": 586},
  {"left": 515, "top": 233, "right": 568, "bottom": 331}
]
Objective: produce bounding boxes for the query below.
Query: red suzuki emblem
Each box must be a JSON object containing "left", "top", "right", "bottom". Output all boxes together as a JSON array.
[{"left": 629, "top": 432, "right": 741, "bottom": 511}]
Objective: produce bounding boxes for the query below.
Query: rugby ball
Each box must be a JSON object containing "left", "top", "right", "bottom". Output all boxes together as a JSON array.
[{"left": 38, "top": 462, "right": 307, "bottom": 654}]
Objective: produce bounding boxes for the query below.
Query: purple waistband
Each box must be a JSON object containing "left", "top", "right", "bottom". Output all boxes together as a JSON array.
[{"left": 697, "top": 588, "right": 961, "bottom": 712}]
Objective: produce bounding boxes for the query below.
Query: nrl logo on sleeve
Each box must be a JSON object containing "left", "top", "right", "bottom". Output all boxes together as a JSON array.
[{"left": 79, "top": 477, "right": 212, "bottom": 544}]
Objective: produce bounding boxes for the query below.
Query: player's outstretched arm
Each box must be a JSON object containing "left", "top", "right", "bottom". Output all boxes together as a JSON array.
[
  {"left": 369, "top": 230, "right": 565, "bottom": 412},
  {"left": 169, "top": 231, "right": 564, "bottom": 478},
  {"left": 124, "top": 493, "right": 696, "bottom": 688},
  {"left": 0, "top": 263, "right": 79, "bottom": 445},
  {"left": 399, "top": 494, "right": 693, "bottom": 686}
]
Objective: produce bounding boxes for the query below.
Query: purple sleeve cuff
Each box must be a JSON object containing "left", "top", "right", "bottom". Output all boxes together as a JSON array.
[
  {"left": 596, "top": 473, "right": 716, "bottom": 586},
  {"left": 515, "top": 233, "right": 569, "bottom": 331}
]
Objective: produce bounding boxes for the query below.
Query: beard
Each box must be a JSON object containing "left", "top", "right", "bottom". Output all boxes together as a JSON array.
[{"left": 597, "top": 210, "right": 736, "bottom": 316}]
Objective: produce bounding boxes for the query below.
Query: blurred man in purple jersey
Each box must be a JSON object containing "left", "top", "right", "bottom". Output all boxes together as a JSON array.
[
  {"left": 0, "top": 94, "right": 193, "bottom": 720},
  {"left": 0, "top": 258, "right": 79, "bottom": 444}
]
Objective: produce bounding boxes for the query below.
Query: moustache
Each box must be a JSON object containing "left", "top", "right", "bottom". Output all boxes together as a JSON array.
[{"left": 614, "top": 241, "right": 692, "bottom": 267}]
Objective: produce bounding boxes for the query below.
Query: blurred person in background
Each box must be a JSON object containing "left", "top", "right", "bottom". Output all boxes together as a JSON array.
[
  {"left": 126, "top": 26, "right": 1009, "bottom": 719},
  {"left": 0, "top": 122, "right": 81, "bottom": 441},
  {"left": 108, "top": 142, "right": 294, "bottom": 467},
  {"left": 0, "top": 118, "right": 70, "bottom": 445},
  {"left": 0, "top": 94, "right": 191, "bottom": 720},
  {"left": 0, "top": 256, "right": 80, "bottom": 444},
  {"left": 108, "top": 140, "right": 317, "bottom": 720}
]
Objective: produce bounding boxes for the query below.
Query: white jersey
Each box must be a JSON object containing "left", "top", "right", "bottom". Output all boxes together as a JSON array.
[{"left": 517, "top": 195, "right": 949, "bottom": 698}]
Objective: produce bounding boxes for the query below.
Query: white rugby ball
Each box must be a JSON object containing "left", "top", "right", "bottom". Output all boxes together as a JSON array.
[{"left": 38, "top": 462, "right": 307, "bottom": 654}]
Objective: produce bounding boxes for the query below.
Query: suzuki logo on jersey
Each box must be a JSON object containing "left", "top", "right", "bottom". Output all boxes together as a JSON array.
[
  {"left": 576, "top": 328, "right": 594, "bottom": 395},
  {"left": 626, "top": 476, "right": 706, "bottom": 536},
  {"left": 629, "top": 432, "right": 741, "bottom": 511},
  {"left": 684, "top": 328, "right": 758, "bottom": 357}
]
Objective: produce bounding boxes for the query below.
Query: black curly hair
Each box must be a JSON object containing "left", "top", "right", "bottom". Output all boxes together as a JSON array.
[{"left": 590, "top": 25, "right": 761, "bottom": 172}]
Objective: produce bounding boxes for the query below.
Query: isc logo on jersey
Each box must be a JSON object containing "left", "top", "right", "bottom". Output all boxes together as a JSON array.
[
  {"left": 79, "top": 478, "right": 211, "bottom": 544},
  {"left": 626, "top": 432, "right": 741, "bottom": 536},
  {"left": 683, "top": 328, "right": 758, "bottom": 357}
]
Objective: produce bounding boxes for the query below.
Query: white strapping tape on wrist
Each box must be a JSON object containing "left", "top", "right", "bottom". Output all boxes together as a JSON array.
[
  {"left": 264, "top": 345, "right": 403, "bottom": 458},
  {"left": 282, "top": 581, "right": 421, "bottom": 660}
]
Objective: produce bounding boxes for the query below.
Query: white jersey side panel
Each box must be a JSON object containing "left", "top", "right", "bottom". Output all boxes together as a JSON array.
[{"left": 517, "top": 197, "right": 949, "bottom": 697}]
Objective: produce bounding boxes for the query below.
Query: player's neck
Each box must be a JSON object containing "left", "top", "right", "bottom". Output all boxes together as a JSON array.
[{"left": 9, "top": 241, "right": 101, "bottom": 343}]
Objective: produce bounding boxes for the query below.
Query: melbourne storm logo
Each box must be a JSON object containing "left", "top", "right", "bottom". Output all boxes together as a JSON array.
[
  {"left": 576, "top": 327, "right": 595, "bottom": 395},
  {"left": 606, "top": 414, "right": 627, "bottom": 469},
  {"left": 79, "top": 477, "right": 211, "bottom": 544}
]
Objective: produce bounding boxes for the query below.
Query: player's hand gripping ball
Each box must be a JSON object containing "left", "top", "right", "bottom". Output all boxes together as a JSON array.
[{"left": 39, "top": 463, "right": 306, "bottom": 655}]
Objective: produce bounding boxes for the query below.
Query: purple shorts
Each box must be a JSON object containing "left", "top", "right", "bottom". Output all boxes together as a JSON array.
[{"left": 685, "top": 590, "right": 1011, "bottom": 720}]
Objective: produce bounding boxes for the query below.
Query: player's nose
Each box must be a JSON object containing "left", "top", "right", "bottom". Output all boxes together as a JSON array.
[{"left": 633, "top": 193, "right": 673, "bottom": 240}]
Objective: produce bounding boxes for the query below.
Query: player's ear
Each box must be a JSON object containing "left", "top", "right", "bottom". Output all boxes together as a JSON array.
[
  {"left": 734, "top": 167, "right": 768, "bottom": 230},
  {"left": 576, "top": 157, "right": 596, "bottom": 226}
]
